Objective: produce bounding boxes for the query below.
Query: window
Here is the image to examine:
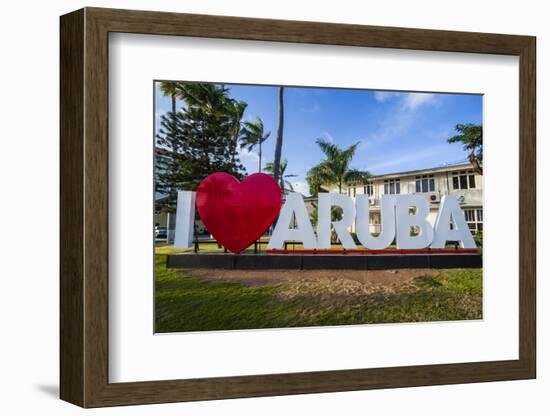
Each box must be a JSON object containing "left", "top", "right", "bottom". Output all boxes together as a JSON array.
[
  {"left": 464, "top": 210, "right": 475, "bottom": 222},
  {"left": 415, "top": 174, "right": 435, "bottom": 192},
  {"left": 364, "top": 181, "right": 373, "bottom": 196},
  {"left": 452, "top": 176, "right": 459, "bottom": 189},
  {"left": 352, "top": 187, "right": 356, "bottom": 197},
  {"left": 464, "top": 208, "right": 483, "bottom": 233},
  {"left": 384, "top": 179, "right": 400, "bottom": 194},
  {"left": 452, "top": 170, "right": 477, "bottom": 190},
  {"left": 476, "top": 209, "right": 483, "bottom": 222}
]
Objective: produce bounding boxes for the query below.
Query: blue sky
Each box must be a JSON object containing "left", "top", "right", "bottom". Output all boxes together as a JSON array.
[{"left": 155, "top": 82, "right": 482, "bottom": 196}]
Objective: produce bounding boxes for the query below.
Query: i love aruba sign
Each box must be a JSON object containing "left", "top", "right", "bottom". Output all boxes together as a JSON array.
[{"left": 174, "top": 172, "right": 477, "bottom": 254}]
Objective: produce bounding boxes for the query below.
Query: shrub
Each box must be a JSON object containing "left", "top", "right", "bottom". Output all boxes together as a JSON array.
[{"left": 474, "top": 229, "right": 483, "bottom": 249}]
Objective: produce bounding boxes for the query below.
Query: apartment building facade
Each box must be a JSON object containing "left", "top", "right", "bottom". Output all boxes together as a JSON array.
[{"left": 333, "top": 163, "right": 483, "bottom": 235}]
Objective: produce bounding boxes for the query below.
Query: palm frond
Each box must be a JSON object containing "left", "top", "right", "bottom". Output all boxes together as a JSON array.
[
  {"left": 315, "top": 139, "right": 340, "bottom": 160},
  {"left": 341, "top": 142, "right": 360, "bottom": 163},
  {"left": 344, "top": 169, "right": 371, "bottom": 184},
  {"left": 159, "top": 81, "right": 179, "bottom": 97},
  {"left": 239, "top": 117, "right": 270, "bottom": 150},
  {"left": 308, "top": 138, "right": 368, "bottom": 192}
]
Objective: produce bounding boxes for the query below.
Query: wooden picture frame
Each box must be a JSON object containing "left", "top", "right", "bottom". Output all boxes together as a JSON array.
[{"left": 60, "top": 7, "right": 536, "bottom": 408}]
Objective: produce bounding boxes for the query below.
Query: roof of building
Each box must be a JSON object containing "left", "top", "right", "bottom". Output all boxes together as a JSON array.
[{"left": 364, "top": 163, "right": 478, "bottom": 181}]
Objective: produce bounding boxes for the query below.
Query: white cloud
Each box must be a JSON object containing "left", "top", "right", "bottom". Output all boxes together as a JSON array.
[
  {"left": 319, "top": 131, "right": 334, "bottom": 143},
  {"left": 360, "top": 92, "right": 439, "bottom": 149},
  {"left": 237, "top": 147, "right": 259, "bottom": 161},
  {"left": 360, "top": 111, "right": 415, "bottom": 150},
  {"left": 374, "top": 91, "right": 437, "bottom": 110},
  {"left": 237, "top": 147, "right": 260, "bottom": 174},
  {"left": 365, "top": 146, "right": 446, "bottom": 173},
  {"left": 292, "top": 181, "right": 311, "bottom": 197},
  {"left": 402, "top": 93, "right": 436, "bottom": 110},
  {"left": 374, "top": 91, "right": 399, "bottom": 102}
]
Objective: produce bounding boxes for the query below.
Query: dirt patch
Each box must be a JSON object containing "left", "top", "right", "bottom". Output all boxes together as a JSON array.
[{"left": 185, "top": 268, "right": 440, "bottom": 288}]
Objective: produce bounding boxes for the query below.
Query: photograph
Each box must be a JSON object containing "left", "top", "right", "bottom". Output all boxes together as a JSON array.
[
  {"left": 153, "top": 81, "right": 484, "bottom": 333},
  {"left": 31, "top": 2, "right": 538, "bottom": 411}
]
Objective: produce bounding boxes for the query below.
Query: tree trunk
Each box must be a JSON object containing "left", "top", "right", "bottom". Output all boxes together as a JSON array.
[
  {"left": 273, "top": 87, "right": 284, "bottom": 187},
  {"left": 231, "top": 127, "right": 237, "bottom": 165},
  {"left": 469, "top": 153, "right": 483, "bottom": 175},
  {"left": 258, "top": 141, "right": 262, "bottom": 173},
  {"left": 170, "top": 93, "right": 178, "bottom": 200},
  {"left": 170, "top": 93, "right": 177, "bottom": 154}
]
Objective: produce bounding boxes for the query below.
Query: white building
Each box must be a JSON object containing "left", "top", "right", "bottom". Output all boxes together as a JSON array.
[{"left": 326, "top": 163, "right": 483, "bottom": 235}]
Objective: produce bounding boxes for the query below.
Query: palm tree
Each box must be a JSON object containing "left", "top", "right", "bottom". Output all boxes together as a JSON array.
[
  {"left": 175, "top": 83, "right": 231, "bottom": 116},
  {"left": 228, "top": 101, "right": 248, "bottom": 163},
  {"left": 159, "top": 81, "right": 179, "bottom": 114},
  {"left": 239, "top": 118, "right": 270, "bottom": 172},
  {"left": 158, "top": 81, "right": 182, "bottom": 187},
  {"left": 175, "top": 83, "right": 248, "bottom": 164},
  {"left": 447, "top": 123, "right": 483, "bottom": 175},
  {"left": 306, "top": 164, "right": 327, "bottom": 197},
  {"left": 264, "top": 159, "right": 297, "bottom": 191},
  {"left": 272, "top": 86, "right": 285, "bottom": 186},
  {"left": 306, "top": 139, "right": 370, "bottom": 193},
  {"left": 229, "top": 101, "right": 248, "bottom": 142}
]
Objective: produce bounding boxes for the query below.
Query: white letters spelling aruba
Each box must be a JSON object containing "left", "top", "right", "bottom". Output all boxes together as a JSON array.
[
  {"left": 267, "top": 193, "right": 476, "bottom": 250},
  {"left": 174, "top": 192, "right": 476, "bottom": 250}
]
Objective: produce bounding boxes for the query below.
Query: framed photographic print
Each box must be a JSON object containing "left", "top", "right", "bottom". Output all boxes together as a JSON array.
[{"left": 60, "top": 7, "right": 536, "bottom": 408}]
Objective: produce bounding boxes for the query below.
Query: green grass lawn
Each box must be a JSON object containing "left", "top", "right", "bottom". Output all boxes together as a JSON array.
[{"left": 155, "top": 245, "right": 482, "bottom": 333}]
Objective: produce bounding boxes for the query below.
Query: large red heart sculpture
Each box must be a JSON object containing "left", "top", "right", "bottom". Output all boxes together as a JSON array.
[{"left": 196, "top": 172, "right": 282, "bottom": 253}]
